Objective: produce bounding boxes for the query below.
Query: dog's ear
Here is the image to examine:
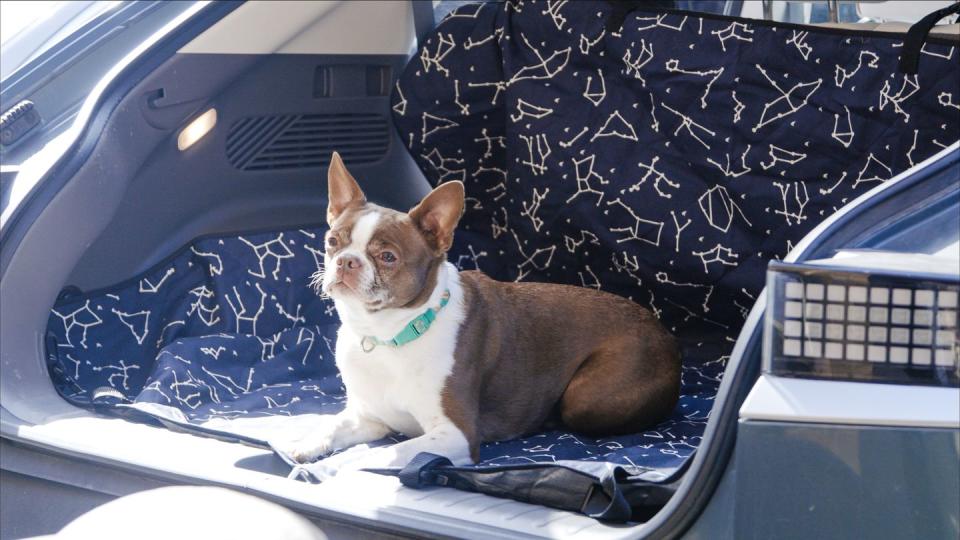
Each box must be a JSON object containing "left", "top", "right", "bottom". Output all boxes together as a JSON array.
[
  {"left": 327, "top": 152, "right": 366, "bottom": 225},
  {"left": 409, "top": 181, "right": 465, "bottom": 255}
]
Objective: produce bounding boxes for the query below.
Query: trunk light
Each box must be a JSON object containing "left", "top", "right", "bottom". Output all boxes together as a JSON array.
[{"left": 177, "top": 108, "right": 217, "bottom": 151}]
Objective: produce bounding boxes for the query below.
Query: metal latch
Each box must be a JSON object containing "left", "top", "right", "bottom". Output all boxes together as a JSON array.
[{"left": 0, "top": 100, "right": 41, "bottom": 147}]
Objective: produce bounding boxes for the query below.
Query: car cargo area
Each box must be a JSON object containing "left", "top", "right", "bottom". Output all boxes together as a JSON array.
[{"left": 4, "top": 0, "right": 959, "bottom": 532}]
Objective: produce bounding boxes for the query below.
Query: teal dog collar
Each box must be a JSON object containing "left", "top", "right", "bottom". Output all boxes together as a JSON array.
[{"left": 360, "top": 290, "right": 451, "bottom": 353}]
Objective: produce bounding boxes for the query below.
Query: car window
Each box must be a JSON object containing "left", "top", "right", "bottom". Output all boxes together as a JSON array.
[
  {"left": 0, "top": 1, "right": 198, "bottom": 225},
  {"left": 0, "top": 2, "right": 191, "bottom": 165},
  {"left": 742, "top": 1, "right": 960, "bottom": 25},
  {"left": 0, "top": 1, "right": 120, "bottom": 83}
]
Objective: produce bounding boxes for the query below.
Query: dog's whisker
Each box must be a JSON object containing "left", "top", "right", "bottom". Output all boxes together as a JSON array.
[{"left": 309, "top": 269, "right": 330, "bottom": 298}]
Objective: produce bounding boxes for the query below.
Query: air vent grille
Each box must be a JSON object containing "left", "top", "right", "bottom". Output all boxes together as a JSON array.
[{"left": 226, "top": 113, "right": 389, "bottom": 170}]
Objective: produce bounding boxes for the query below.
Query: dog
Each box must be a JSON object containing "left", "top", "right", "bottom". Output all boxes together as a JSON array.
[{"left": 277, "top": 152, "right": 680, "bottom": 472}]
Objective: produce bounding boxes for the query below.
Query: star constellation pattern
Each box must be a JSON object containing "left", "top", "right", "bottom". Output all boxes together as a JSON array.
[
  {"left": 422, "top": 147, "right": 467, "bottom": 183},
  {"left": 607, "top": 197, "right": 664, "bottom": 246},
  {"left": 421, "top": 112, "right": 460, "bottom": 143},
  {"left": 568, "top": 154, "right": 609, "bottom": 205},
  {"left": 511, "top": 98, "right": 553, "bottom": 122},
  {"left": 692, "top": 244, "right": 740, "bottom": 273},
  {"left": 47, "top": 2, "right": 959, "bottom": 486},
  {"left": 731, "top": 91, "right": 745, "bottom": 124},
  {"left": 512, "top": 230, "right": 556, "bottom": 281},
  {"left": 752, "top": 65, "right": 822, "bottom": 133},
  {"left": 835, "top": 50, "right": 879, "bottom": 88},
  {"left": 225, "top": 283, "right": 267, "bottom": 335},
  {"left": 542, "top": 0, "right": 568, "bottom": 31},
  {"left": 940, "top": 92, "right": 960, "bottom": 111},
  {"left": 852, "top": 153, "right": 893, "bottom": 189},
  {"left": 583, "top": 68, "right": 606, "bottom": 106},
  {"left": 590, "top": 111, "right": 638, "bottom": 142},
  {"left": 635, "top": 13, "right": 687, "bottom": 33},
  {"left": 773, "top": 181, "right": 811, "bottom": 226},
  {"left": 112, "top": 308, "right": 150, "bottom": 345},
  {"left": 519, "top": 133, "right": 551, "bottom": 175},
  {"left": 520, "top": 187, "right": 549, "bottom": 231},
  {"left": 454, "top": 244, "right": 488, "bottom": 270},
  {"left": 187, "top": 285, "right": 220, "bottom": 326},
  {"left": 558, "top": 125, "right": 589, "bottom": 148},
  {"left": 622, "top": 39, "right": 654, "bottom": 85},
  {"left": 578, "top": 265, "right": 601, "bottom": 290},
  {"left": 698, "top": 186, "right": 752, "bottom": 233},
  {"left": 611, "top": 251, "right": 644, "bottom": 287},
  {"left": 48, "top": 227, "right": 345, "bottom": 423},
  {"left": 786, "top": 30, "right": 812, "bottom": 60},
  {"left": 93, "top": 360, "right": 140, "bottom": 391},
  {"left": 670, "top": 211, "right": 692, "bottom": 253},
  {"left": 579, "top": 27, "right": 605, "bottom": 55},
  {"left": 51, "top": 300, "right": 102, "bottom": 349},
  {"left": 832, "top": 106, "right": 854, "bottom": 148},
  {"left": 139, "top": 268, "right": 175, "bottom": 293},
  {"left": 631, "top": 157, "right": 679, "bottom": 199},
  {"left": 453, "top": 80, "right": 470, "bottom": 115},
  {"left": 879, "top": 74, "right": 919, "bottom": 123},
  {"left": 240, "top": 235, "right": 295, "bottom": 281},
  {"left": 662, "top": 102, "right": 717, "bottom": 149},
  {"left": 759, "top": 144, "right": 807, "bottom": 171},
  {"left": 420, "top": 32, "right": 456, "bottom": 76},
  {"left": 710, "top": 21, "right": 754, "bottom": 52},
  {"left": 190, "top": 246, "right": 223, "bottom": 276},
  {"left": 706, "top": 144, "right": 752, "bottom": 178},
  {"left": 563, "top": 230, "right": 599, "bottom": 253},
  {"left": 664, "top": 59, "right": 723, "bottom": 110}
]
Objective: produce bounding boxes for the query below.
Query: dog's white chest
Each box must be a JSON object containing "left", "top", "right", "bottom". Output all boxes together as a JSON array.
[
  {"left": 337, "top": 345, "right": 447, "bottom": 436},
  {"left": 333, "top": 264, "right": 465, "bottom": 437}
]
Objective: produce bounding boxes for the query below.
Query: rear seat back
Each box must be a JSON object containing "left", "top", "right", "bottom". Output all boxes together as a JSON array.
[{"left": 392, "top": 2, "right": 960, "bottom": 353}]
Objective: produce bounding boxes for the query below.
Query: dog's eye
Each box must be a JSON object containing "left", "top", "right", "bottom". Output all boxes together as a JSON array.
[
  {"left": 380, "top": 251, "right": 397, "bottom": 263},
  {"left": 327, "top": 236, "right": 338, "bottom": 247}
]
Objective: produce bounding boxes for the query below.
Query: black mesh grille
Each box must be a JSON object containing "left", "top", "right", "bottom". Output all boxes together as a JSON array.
[{"left": 226, "top": 113, "right": 390, "bottom": 170}]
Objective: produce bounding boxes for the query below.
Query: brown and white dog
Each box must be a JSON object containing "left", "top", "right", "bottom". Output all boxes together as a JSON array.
[{"left": 277, "top": 152, "right": 680, "bottom": 473}]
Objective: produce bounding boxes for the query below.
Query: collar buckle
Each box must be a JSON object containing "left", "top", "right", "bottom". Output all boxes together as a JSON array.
[
  {"left": 360, "top": 335, "right": 378, "bottom": 353},
  {"left": 359, "top": 289, "right": 450, "bottom": 352},
  {"left": 412, "top": 318, "right": 428, "bottom": 335}
]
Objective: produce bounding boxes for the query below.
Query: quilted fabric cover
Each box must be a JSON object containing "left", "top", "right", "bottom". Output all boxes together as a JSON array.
[
  {"left": 46, "top": 2, "right": 958, "bottom": 481},
  {"left": 390, "top": 0, "right": 958, "bottom": 460}
]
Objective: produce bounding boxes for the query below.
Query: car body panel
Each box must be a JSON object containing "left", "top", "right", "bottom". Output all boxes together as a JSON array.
[
  {"left": 741, "top": 375, "right": 960, "bottom": 428},
  {"left": 735, "top": 421, "right": 960, "bottom": 539}
]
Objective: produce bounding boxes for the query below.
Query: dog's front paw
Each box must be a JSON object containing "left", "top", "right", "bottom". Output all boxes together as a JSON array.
[
  {"left": 315, "top": 445, "right": 386, "bottom": 475},
  {"left": 272, "top": 433, "right": 336, "bottom": 464}
]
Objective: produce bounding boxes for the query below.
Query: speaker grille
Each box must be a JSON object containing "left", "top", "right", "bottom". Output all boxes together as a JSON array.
[{"left": 226, "top": 113, "right": 390, "bottom": 170}]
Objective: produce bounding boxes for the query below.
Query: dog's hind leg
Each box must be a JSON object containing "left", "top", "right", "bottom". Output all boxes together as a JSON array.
[{"left": 559, "top": 333, "right": 680, "bottom": 435}]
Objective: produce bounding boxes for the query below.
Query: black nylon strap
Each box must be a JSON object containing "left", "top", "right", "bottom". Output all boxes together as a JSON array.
[
  {"left": 397, "top": 452, "right": 636, "bottom": 521},
  {"left": 411, "top": 0, "right": 435, "bottom": 46},
  {"left": 898, "top": 2, "right": 960, "bottom": 74},
  {"left": 398, "top": 452, "right": 453, "bottom": 487},
  {"left": 605, "top": 1, "right": 676, "bottom": 33}
]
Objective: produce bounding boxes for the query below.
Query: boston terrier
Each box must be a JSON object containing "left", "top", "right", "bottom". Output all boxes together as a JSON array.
[{"left": 277, "top": 152, "right": 680, "bottom": 472}]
